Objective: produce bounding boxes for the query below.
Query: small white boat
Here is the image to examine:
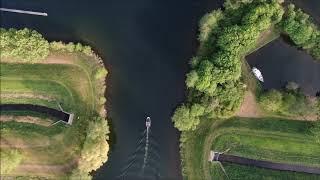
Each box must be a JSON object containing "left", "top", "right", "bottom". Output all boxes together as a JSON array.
[
  {"left": 146, "top": 117, "right": 151, "bottom": 128},
  {"left": 252, "top": 67, "right": 264, "bottom": 82}
]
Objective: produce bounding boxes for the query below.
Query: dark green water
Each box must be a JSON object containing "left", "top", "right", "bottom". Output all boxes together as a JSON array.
[
  {"left": 1, "top": 0, "right": 319, "bottom": 179},
  {"left": 247, "top": 38, "right": 320, "bottom": 95},
  {"left": 1, "top": 0, "right": 223, "bottom": 179}
]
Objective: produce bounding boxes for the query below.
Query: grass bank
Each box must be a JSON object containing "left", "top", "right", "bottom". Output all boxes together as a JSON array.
[
  {"left": 0, "top": 50, "right": 108, "bottom": 178},
  {"left": 211, "top": 162, "right": 320, "bottom": 180},
  {"left": 181, "top": 117, "right": 320, "bottom": 180}
]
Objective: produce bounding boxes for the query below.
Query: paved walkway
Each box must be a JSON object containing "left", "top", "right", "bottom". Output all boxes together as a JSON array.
[{"left": 213, "top": 152, "right": 320, "bottom": 175}]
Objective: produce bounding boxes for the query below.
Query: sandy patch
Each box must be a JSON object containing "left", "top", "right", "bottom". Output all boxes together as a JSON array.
[
  {"left": 15, "top": 159, "right": 78, "bottom": 175},
  {"left": 42, "top": 54, "right": 76, "bottom": 65},
  {"left": 236, "top": 91, "right": 262, "bottom": 118}
]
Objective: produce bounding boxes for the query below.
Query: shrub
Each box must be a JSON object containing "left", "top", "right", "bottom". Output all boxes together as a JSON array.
[
  {"left": 50, "top": 41, "right": 66, "bottom": 51},
  {"left": 311, "top": 121, "right": 320, "bottom": 143},
  {"left": 69, "top": 169, "right": 92, "bottom": 180},
  {"left": 99, "top": 97, "right": 106, "bottom": 105},
  {"left": 65, "top": 42, "right": 75, "bottom": 52},
  {"left": 0, "top": 149, "right": 23, "bottom": 174},
  {"left": 259, "top": 89, "right": 282, "bottom": 112},
  {"left": 95, "top": 68, "right": 108, "bottom": 80},
  {"left": 75, "top": 43, "right": 83, "bottom": 52},
  {"left": 82, "top": 46, "right": 93, "bottom": 56}
]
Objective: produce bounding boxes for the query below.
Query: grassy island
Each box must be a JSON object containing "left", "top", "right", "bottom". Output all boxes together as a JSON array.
[
  {"left": 173, "top": 0, "right": 320, "bottom": 179},
  {"left": 0, "top": 28, "right": 109, "bottom": 179}
]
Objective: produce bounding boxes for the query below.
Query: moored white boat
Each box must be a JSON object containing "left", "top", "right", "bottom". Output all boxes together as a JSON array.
[{"left": 252, "top": 67, "right": 264, "bottom": 82}]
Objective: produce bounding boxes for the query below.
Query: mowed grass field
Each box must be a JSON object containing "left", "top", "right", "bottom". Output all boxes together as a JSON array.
[
  {"left": 210, "top": 163, "right": 320, "bottom": 180},
  {"left": 0, "top": 53, "right": 104, "bottom": 177},
  {"left": 181, "top": 117, "right": 320, "bottom": 180}
]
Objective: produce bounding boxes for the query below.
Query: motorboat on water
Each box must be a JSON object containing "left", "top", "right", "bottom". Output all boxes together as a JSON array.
[
  {"left": 146, "top": 117, "right": 151, "bottom": 128},
  {"left": 252, "top": 67, "right": 264, "bottom": 82}
]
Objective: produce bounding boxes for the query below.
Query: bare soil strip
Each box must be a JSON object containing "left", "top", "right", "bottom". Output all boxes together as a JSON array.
[
  {"left": 236, "top": 91, "right": 262, "bottom": 118},
  {"left": 0, "top": 137, "right": 50, "bottom": 148},
  {"left": 15, "top": 158, "right": 78, "bottom": 175},
  {"left": 0, "top": 115, "right": 53, "bottom": 127},
  {"left": 1, "top": 92, "right": 54, "bottom": 101}
]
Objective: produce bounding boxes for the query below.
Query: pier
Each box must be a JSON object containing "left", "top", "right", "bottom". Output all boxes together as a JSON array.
[{"left": 0, "top": 8, "right": 47, "bottom": 16}]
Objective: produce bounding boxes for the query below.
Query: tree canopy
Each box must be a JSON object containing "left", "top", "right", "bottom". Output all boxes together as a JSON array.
[
  {"left": 0, "top": 28, "right": 96, "bottom": 63},
  {"left": 77, "top": 117, "right": 110, "bottom": 173},
  {"left": 258, "top": 87, "right": 319, "bottom": 117},
  {"left": 259, "top": 89, "right": 283, "bottom": 112},
  {"left": 281, "top": 4, "right": 320, "bottom": 60},
  {"left": 172, "top": 104, "right": 204, "bottom": 131},
  {"left": 173, "top": 0, "right": 284, "bottom": 131},
  {"left": 0, "top": 28, "right": 49, "bottom": 62}
]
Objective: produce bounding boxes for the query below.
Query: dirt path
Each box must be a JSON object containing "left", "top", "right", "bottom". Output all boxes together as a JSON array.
[
  {"left": 0, "top": 115, "right": 53, "bottom": 127},
  {"left": 43, "top": 54, "right": 76, "bottom": 65},
  {"left": 0, "top": 136, "right": 50, "bottom": 148},
  {"left": 15, "top": 158, "right": 78, "bottom": 175},
  {"left": 236, "top": 91, "right": 262, "bottom": 118}
]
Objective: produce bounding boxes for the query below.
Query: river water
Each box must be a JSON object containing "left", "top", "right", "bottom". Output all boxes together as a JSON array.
[
  {"left": 1, "top": 0, "right": 223, "bottom": 179},
  {"left": 1, "top": 0, "right": 319, "bottom": 179}
]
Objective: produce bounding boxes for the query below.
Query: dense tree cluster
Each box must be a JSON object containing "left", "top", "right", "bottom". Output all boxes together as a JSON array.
[
  {"left": 281, "top": 4, "right": 320, "bottom": 60},
  {"left": 77, "top": 117, "right": 109, "bottom": 174},
  {"left": 0, "top": 28, "right": 49, "bottom": 62},
  {"left": 0, "top": 149, "right": 23, "bottom": 174},
  {"left": 50, "top": 41, "right": 94, "bottom": 56},
  {"left": 258, "top": 87, "right": 319, "bottom": 116},
  {"left": 259, "top": 89, "right": 283, "bottom": 112},
  {"left": 0, "top": 28, "right": 97, "bottom": 63},
  {"left": 172, "top": 0, "right": 284, "bottom": 131}
]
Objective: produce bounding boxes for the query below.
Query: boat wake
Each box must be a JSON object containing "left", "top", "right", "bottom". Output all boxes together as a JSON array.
[{"left": 117, "top": 117, "right": 160, "bottom": 179}]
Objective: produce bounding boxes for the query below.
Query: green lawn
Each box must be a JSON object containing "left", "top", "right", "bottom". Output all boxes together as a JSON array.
[
  {"left": 212, "top": 118, "right": 320, "bottom": 167},
  {"left": 210, "top": 162, "right": 320, "bottom": 180},
  {"left": 181, "top": 117, "right": 320, "bottom": 180},
  {"left": 1, "top": 79, "right": 74, "bottom": 110},
  {"left": 0, "top": 53, "right": 106, "bottom": 177}
]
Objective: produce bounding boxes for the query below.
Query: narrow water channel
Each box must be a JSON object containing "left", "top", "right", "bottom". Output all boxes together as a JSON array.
[
  {"left": 1, "top": 0, "right": 319, "bottom": 179},
  {"left": 1, "top": 0, "right": 223, "bottom": 179}
]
